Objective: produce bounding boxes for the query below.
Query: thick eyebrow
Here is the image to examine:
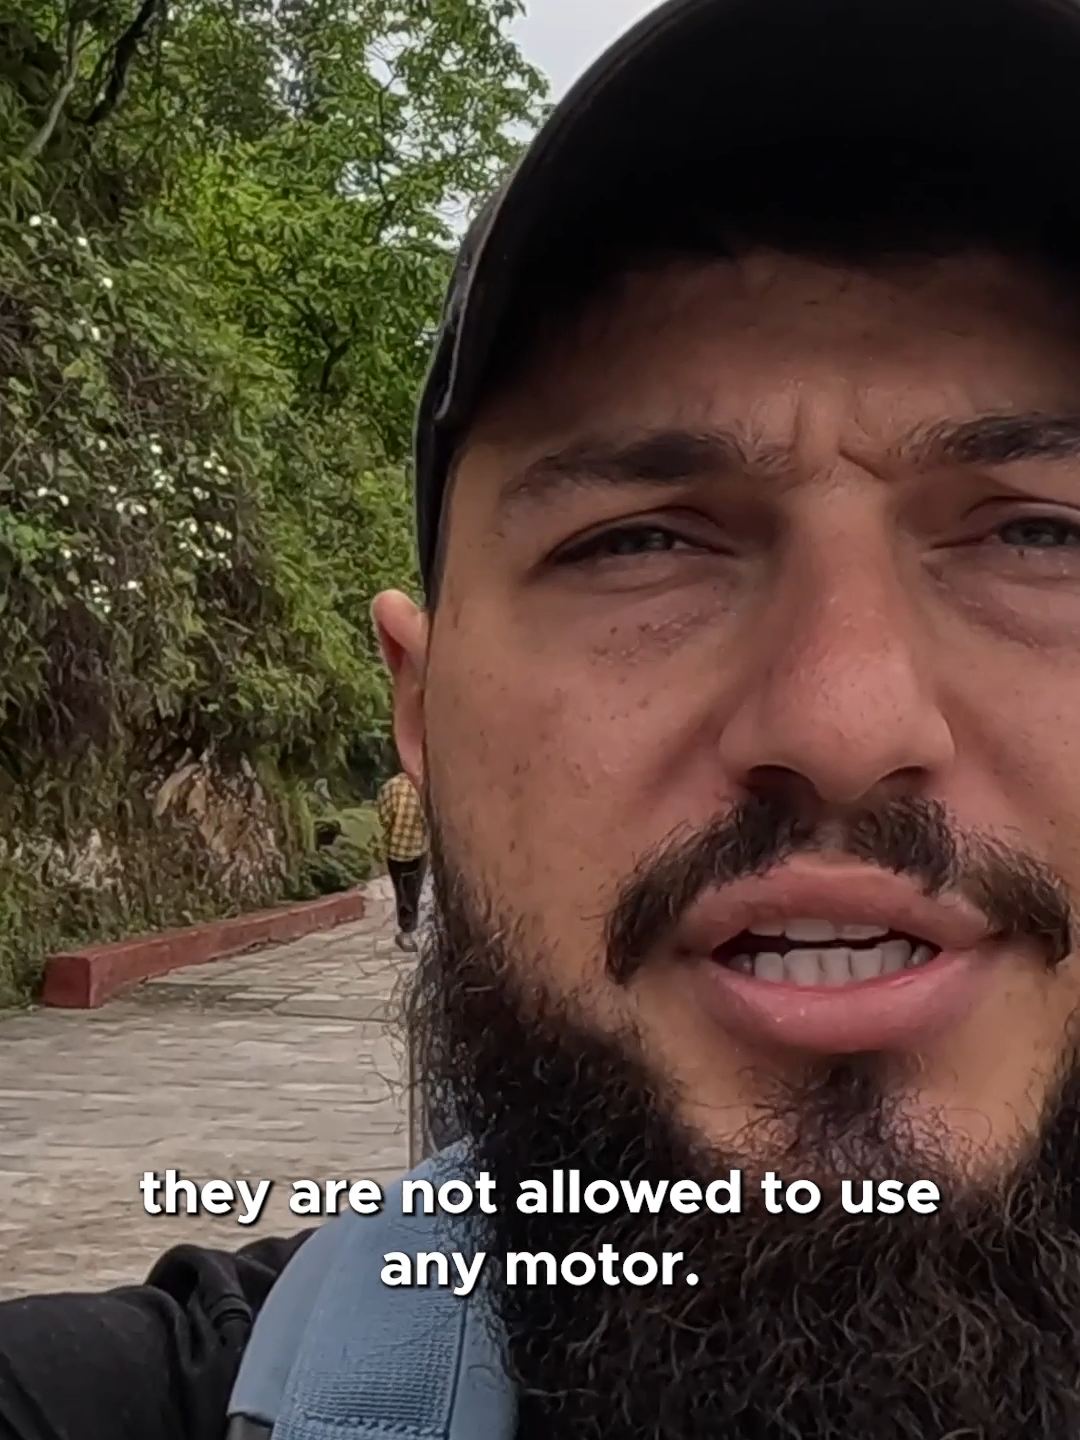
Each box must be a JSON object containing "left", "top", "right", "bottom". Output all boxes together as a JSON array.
[
  {"left": 498, "top": 412, "right": 1080, "bottom": 518},
  {"left": 908, "top": 412, "right": 1080, "bottom": 468},
  {"left": 498, "top": 428, "right": 780, "bottom": 515}
]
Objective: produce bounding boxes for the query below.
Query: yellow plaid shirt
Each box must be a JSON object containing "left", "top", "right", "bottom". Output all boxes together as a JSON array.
[{"left": 377, "top": 773, "right": 428, "bottom": 861}]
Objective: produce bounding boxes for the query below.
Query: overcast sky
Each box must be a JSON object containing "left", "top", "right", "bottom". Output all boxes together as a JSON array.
[{"left": 511, "top": 0, "right": 662, "bottom": 99}]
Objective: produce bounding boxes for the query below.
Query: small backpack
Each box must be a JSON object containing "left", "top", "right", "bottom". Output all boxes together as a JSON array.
[{"left": 225, "top": 1151, "right": 516, "bottom": 1440}]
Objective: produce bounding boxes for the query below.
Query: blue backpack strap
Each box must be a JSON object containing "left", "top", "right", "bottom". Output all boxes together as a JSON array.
[
  {"left": 227, "top": 1150, "right": 516, "bottom": 1440},
  {"left": 227, "top": 1212, "right": 348, "bottom": 1430}
]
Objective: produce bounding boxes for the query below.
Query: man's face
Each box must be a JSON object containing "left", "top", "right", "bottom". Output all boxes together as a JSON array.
[{"left": 376, "top": 249, "right": 1080, "bottom": 1179}]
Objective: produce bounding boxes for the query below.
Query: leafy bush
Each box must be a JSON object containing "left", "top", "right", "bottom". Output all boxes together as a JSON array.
[
  {"left": 287, "top": 799, "right": 382, "bottom": 899},
  {"left": 0, "top": 0, "right": 546, "bottom": 1002},
  {"left": 288, "top": 837, "right": 373, "bottom": 900}
]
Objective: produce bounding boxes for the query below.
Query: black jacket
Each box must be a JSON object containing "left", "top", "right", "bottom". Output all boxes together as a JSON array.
[{"left": 0, "top": 1233, "right": 310, "bottom": 1440}]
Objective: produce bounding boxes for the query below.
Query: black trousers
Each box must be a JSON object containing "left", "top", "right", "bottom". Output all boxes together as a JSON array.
[{"left": 387, "top": 855, "right": 428, "bottom": 933}]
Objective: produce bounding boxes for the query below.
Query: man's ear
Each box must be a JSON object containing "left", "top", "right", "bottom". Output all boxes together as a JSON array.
[{"left": 371, "top": 590, "right": 429, "bottom": 790}]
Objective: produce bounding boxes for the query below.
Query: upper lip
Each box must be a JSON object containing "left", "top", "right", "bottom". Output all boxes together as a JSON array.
[{"left": 675, "top": 859, "right": 993, "bottom": 958}]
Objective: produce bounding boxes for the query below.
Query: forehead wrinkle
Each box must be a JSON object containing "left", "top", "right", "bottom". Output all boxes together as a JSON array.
[
  {"left": 447, "top": 256, "right": 1080, "bottom": 566},
  {"left": 492, "top": 407, "right": 1080, "bottom": 524}
]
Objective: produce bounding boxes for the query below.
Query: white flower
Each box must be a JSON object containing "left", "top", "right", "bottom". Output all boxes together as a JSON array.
[
  {"left": 76, "top": 236, "right": 89, "bottom": 249},
  {"left": 216, "top": 465, "right": 228, "bottom": 477},
  {"left": 202, "top": 459, "right": 214, "bottom": 471},
  {"left": 89, "top": 325, "right": 101, "bottom": 341},
  {"left": 149, "top": 442, "right": 162, "bottom": 456},
  {"left": 125, "top": 579, "right": 140, "bottom": 591},
  {"left": 192, "top": 487, "right": 208, "bottom": 501},
  {"left": 57, "top": 494, "right": 69, "bottom": 507},
  {"left": 28, "top": 215, "right": 42, "bottom": 229},
  {"left": 97, "top": 438, "right": 108, "bottom": 451},
  {"left": 60, "top": 547, "right": 72, "bottom": 560},
  {"left": 35, "top": 486, "right": 48, "bottom": 498},
  {"left": 106, "top": 484, "right": 118, "bottom": 495},
  {"left": 100, "top": 275, "right": 114, "bottom": 291},
  {"left": 129, "top": 501, "right": 147, "bottom": 516}
]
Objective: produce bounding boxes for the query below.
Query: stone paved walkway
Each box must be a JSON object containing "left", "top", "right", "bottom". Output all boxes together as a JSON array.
[{"left": 0, "top": 876, "right": 412, "bottom": 1299}]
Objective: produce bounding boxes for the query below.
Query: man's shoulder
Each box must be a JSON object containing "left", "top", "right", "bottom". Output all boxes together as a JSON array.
[{"left": 0, "top": 1230, "right": 312, "bottom": 1440}]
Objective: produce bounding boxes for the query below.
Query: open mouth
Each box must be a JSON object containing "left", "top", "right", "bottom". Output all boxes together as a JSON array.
[
  {"left": 715, "top": 920, "right": 941, "bottom": 987},
  {"left": 678, "top": 866, "right": 993, "bottom": 1051}
]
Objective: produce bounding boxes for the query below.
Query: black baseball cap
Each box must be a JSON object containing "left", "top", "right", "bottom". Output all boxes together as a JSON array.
[{"left": 414, "top": 0, "right": 1080, "bottom": 594}]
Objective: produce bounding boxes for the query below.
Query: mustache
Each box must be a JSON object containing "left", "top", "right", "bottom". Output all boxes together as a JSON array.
[{"left": 606, "top": 795, "right": 1074, "bottom": 983}]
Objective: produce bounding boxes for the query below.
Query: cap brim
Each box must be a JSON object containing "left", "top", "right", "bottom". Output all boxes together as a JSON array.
[{"left": 417, "top": 0, "right": 1080, "bottom": 586}]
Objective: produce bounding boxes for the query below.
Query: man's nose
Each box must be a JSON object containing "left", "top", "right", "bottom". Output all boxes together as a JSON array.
[{"left": 716, "top": 530, "right": 956, "bottom": 807}]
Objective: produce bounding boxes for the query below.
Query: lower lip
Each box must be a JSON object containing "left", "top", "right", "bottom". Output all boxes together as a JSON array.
[{"left": 690, "top": 948, "right": 992, "bottom": 1054}]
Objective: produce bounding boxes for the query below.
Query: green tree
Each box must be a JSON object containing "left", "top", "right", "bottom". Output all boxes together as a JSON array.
[{"left": 0, "top": 0, "right": 547, "bottom": 1001}]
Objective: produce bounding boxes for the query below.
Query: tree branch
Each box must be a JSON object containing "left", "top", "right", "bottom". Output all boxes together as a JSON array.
[
  {"left": 318, "top": 337, "right": 351, "bottom": 395},
  {"left": 19, "top": 15, "right": 85, "bottom": 161},
  {"left": 83, "top": 0, "right": 162, "bottom": 128}
]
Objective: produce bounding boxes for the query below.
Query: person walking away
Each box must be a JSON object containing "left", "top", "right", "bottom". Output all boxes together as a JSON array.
[{"left": 376, "top": 770, "right": 427, "bottom": 950}]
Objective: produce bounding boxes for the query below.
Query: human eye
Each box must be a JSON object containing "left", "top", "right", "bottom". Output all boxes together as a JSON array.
[
  {"left": 991, "top": 514, "right": 1080, "bottom": 550},
  {"left": 941, "top": 505, "right": 1080, "bottom": 597},
  {"left": 552, "top": 522, "right": 707, "bottom": 567}
]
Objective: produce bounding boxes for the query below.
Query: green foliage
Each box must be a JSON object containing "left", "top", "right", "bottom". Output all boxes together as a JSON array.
[
  {"left": 334, "top": 802, "right": 381, "bottom": 852},
  {"left": 288, "top": 836, "right": 372, "bottom": 900},
  {"left": 0, "top": 0, "right": 546, "bottom": 1001},
  {"left": 0, "top": 856, "right": 55, "bottom": 1006},
  {"left": 287, "top": 799, "right": 381, "bottom": 899}
]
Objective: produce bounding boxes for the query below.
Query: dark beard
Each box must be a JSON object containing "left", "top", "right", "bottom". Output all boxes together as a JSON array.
[{"left": 409, "top": 796, "right": 1080, "bottom": 1439}]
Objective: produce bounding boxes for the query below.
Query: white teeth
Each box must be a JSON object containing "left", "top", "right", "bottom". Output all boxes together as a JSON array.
[
  {"left": 880, "top": 939, "right": 912, "bottom": 973},
  {"left": 733, "top": 937, "right": 935, "bottom": 986},
  {"left": 780, "top": 919, "right": 837, "bottom": 943},
  {"left": 754, "top": 951, "right": 786, "bottom": 983},
  {"left": 785, "top": 950, "right": 824, "bottom": 986},
  {"left": 850, "top": 946, "right": 887, "bottom": 982},
  {"left": 746, "top": 919, "right": 890, "bottom": 943},
  {"left": 820, "top": 947, "right": 853, "bottom": 986}
]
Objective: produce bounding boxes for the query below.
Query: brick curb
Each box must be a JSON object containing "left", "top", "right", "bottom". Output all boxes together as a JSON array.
[{"left": 41, "top": 888, "right": 367, "bottom": 1009}]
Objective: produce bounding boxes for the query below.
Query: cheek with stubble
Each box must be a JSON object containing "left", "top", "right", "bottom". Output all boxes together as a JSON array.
[
  {"left": 425, "top": 642, "right": 574, "bottom": 893},
  {"left": 424, "top": 641, "right": 661, "bottom": 996}
]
